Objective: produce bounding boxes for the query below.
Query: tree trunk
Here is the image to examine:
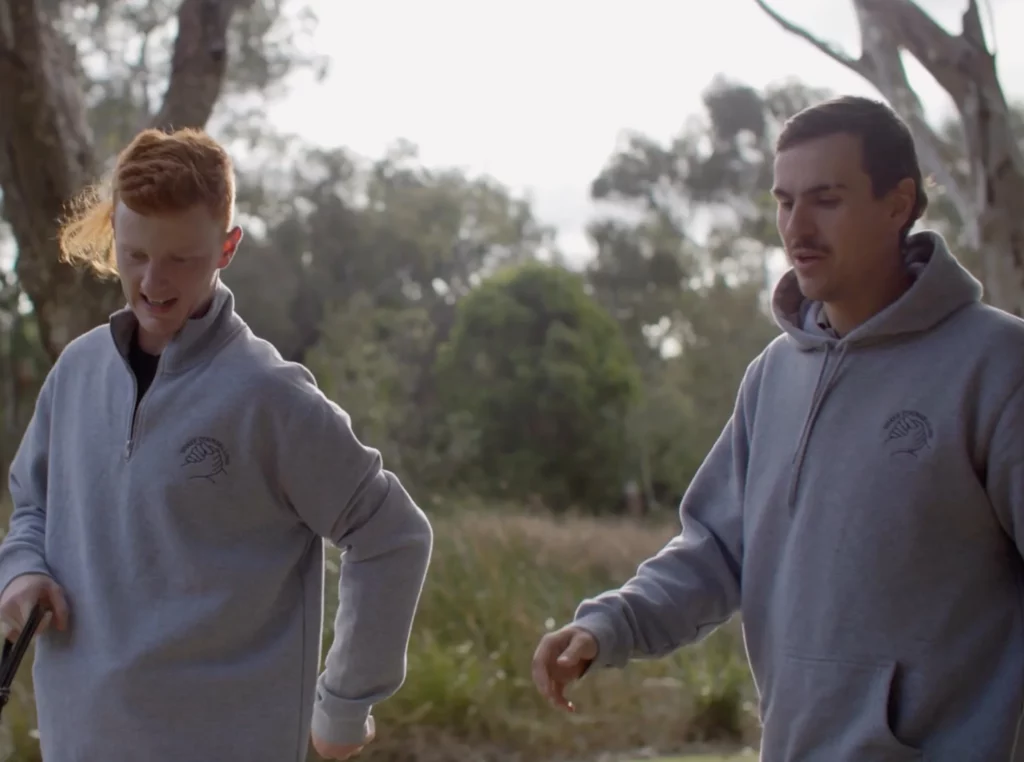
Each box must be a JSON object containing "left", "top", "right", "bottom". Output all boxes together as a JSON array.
[
  {"left": 0, "top": 0, "right": 243, "bottom": 361},
  {"left": 755, "top": 0, "right": 1024, "bottom": 317}
]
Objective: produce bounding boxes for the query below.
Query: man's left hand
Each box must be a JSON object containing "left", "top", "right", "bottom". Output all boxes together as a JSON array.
[{"left": 311, "top": 718, "right": 376, "bottom": 760}]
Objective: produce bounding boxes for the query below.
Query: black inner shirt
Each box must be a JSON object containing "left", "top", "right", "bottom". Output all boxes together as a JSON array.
[{"left": 128, "top": 328, "right": 160, "bottom": 409}]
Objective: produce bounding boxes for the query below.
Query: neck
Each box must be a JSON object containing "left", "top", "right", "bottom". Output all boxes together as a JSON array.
[
  {"left": 191, "top": 277, "right": 219, "bottom": 320},
  {"left": 190, "top": 293, "right": 215, "bottom": 321},
  {"left": 824, "top": 265, "right": 914, "bottom": 338},
  {"left": 137, "top": 328, "right": 168, "bottom": 356}
]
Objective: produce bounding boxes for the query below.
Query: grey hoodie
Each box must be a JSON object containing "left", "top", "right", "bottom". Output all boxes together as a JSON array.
[
  {"left": 573, "top": 231, "right": 1024, "bottom": 761},
  {"left": 0, "top": 280, "right": 433, "bottom": 761}
]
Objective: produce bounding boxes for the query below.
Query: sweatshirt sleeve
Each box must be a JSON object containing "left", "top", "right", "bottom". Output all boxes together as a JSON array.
[
  {"left": 278, "top": 382, "right": 433, "bottom": 747},
  {"left": 0, "top": 368, "right": 57, "bottom": 598},
  {"left": 984, "top": 375, "right": 1024, "bottom": 556},
  {"left": 571, "top": 354, "right": 762, "bottom": 669}
]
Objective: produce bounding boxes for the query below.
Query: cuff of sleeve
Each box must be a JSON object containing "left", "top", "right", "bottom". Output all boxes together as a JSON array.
[
  {"left": 572, "top": 610, "right": 626, "bottom": 670},
  {"left": 0, "top": 549, "right": 51, "bottom": 600},
  {"left": 311, "top": 680, "right": 375, "bottom": 747}
]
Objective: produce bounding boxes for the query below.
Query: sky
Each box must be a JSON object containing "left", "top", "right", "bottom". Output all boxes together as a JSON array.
[{"left": 268, "top": 0, "right": 1024, "bottom": 266}]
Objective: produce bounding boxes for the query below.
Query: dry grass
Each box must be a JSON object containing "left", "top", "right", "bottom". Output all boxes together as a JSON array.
[
  {"left": 0, "top": 499, "right": 759, "bottom": 761},
  {"left": 333, "top": 506, "right": 759, "bottom": 762}
]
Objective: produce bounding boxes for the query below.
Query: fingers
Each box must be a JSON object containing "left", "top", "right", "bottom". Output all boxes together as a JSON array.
[
  {"left": 531, "top": 633, "right": 559, "bottom": 698},
  {"left": 15, "top": 598, "right": 41, "bottom": 635},
  {"left": 5, "top": 600, "right": 44, "bottom": 643},
  {"left": 532, "top": 629, "right": 595, "bottom": 712},
  {"left": 43, "top": 582, "right": 70, "bottom": 632},
  {"left": 558, "top": 631, "right": 595, "bottom": 667},
  {"left": 0, "top": 580, "right": 70, "bottom": 642},
  {"left": 550, "top": 639, "right": 581, "bottom": 713},
  {"left": 0, "top": 600, "right": 29, "bottom": 643},
  {"left": 548, "top": 681, "right": 575, "bottom": 712}
]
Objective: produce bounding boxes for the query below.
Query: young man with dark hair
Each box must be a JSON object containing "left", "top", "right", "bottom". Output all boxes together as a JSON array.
[{"left": 533, "top": 95, "right": 1024, "bottom": 760}]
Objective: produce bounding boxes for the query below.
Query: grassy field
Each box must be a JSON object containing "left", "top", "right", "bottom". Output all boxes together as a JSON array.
[
  {"left": 648, "top": 756, "right": 754, "bottom": 762},
  {"left": 648, "top": 755, "right": 755, "bottom": 762},
  {"left": 629, "top": 744, "right": 759, "bottom": 762},
  {"left": 0, "top": 498, "right": 761, "bottom": 761}
]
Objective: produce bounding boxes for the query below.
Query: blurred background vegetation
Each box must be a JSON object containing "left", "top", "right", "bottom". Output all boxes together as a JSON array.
[{"left": 0, "top": 0, "right": 1019, "bottom": 760}]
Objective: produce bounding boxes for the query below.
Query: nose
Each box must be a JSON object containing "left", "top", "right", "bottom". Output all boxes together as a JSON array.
[
  {"left": 140, "top": 260, "right": 169, "bottom": 292},
  {"left": 784, "top": 201, "right": 816, "bottom": 242}
]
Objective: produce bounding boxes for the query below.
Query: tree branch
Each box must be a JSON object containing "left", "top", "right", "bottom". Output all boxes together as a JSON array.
[
  {"left": 851, "top": 2, "right": 978, "bottom": 241},
  {"left": 131, "top": 16, "right": 159, "bottom": 123},
  {"left": 753, "top": 0, "right": 869, "bottom": 78},
  {"left": 0, "top": 0, "right": 107, "bottom": 354},
  {"left": 857, "top": 0, "right": 991, "bottom": 104},
  {"left": 150, "top": 0, "right": 244, "bottom": 131},
  {"left": 960, "top": 0, "right": 988, "bottom": 50}
]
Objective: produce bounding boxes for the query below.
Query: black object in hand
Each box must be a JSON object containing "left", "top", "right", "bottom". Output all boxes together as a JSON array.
[{"left": 0, "top": 604, "right": 44, "bottom": 722}]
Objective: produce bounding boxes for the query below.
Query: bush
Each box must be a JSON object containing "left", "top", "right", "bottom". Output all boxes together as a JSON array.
[
  {"left": 432, "top": 262, "right": 642, "bottom": 513},
  {"left": 0, "top": 499, "right": 759, "bottom": 761}
]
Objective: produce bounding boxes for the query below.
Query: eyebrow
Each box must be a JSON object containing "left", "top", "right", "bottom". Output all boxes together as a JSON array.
[
  {"left": 121, "top": 246, "right": 193, "bottom": 257},
  {"left": 771, "top": 183, "right": 847, "bottom": 200}
]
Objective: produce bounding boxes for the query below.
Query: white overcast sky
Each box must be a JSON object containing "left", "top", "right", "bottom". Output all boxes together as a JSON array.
[{"left": 267, "top": 0, "right": 1023, "bottom": 265}]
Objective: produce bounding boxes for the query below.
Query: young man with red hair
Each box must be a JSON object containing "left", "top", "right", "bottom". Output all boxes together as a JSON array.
[{"left": 0, "top": 128, "right": 433, "bottom": 761}]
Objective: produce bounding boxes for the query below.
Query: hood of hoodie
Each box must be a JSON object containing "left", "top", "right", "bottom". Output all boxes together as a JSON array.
[{"left": 771, "top": 230, "right": 984, "bottom": 351}]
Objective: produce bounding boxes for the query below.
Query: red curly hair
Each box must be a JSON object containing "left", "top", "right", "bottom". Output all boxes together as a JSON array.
[{"left": 58, "top": 128, "right": 236, "bottom": 278}]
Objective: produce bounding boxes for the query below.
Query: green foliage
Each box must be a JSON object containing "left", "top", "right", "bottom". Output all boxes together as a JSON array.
[
  {"left": 433, "top": 263, "right": 642, "bottom": 512},
  {"left": 0, "top": 267, "right": 49, "bottom": 504},
  {"left": 305, "top": 294, "right": 443, "bottom": 492},
  {"left": 228, "top": 140, "right": 553, "bottom": 363}
]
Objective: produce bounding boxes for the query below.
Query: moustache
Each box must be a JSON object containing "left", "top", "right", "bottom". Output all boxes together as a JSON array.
[{"left": 787, "top": 240, "right": 831, "bottom": 255}]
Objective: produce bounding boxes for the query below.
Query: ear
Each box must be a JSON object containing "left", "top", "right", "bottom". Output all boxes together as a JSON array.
[
  {"left": 888, "top": 178, "right": 918, "bottom": 233},
  {"left": 218, "top": 225, "right": 243, "bottom": 268}
]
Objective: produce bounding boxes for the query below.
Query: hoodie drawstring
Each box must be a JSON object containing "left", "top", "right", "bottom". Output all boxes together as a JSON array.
[{"left": 787, "top": 343, "right": 849, "bottom": 511}]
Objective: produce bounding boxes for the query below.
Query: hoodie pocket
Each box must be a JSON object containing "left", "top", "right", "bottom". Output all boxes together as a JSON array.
[{"left": 760, "top": 652, "right": 923, "bottom": 761}]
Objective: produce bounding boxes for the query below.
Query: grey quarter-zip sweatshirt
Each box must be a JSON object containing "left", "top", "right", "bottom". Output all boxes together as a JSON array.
[
  {"left": 0, "top": 279, "right": 433, "bottom": 761},
  {"left": 572, "top": 231, "right": 1024, "bottom": 761}
]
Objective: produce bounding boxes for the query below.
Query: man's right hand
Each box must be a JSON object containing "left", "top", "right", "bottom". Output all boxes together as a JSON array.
[
  {"left": 0, "top": 573, "right": 69, "bottom": 642},
  {"left": 531, "top": 625, "right": 598, "bottom": 712}
]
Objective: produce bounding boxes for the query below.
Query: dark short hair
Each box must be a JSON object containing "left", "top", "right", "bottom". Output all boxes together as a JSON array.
[{"left": 776, "top": 95, "right": 928, "bottom": 239}]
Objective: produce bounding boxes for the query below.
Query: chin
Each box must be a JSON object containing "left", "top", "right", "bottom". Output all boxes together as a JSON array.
[{"left": 794, "top": 277, "right": 830, "bottom": 302}]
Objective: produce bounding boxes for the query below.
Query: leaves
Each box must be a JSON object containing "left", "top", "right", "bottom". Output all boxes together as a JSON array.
[{"left": 433, "top": 262, "right": 641, "bottom": 511}]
